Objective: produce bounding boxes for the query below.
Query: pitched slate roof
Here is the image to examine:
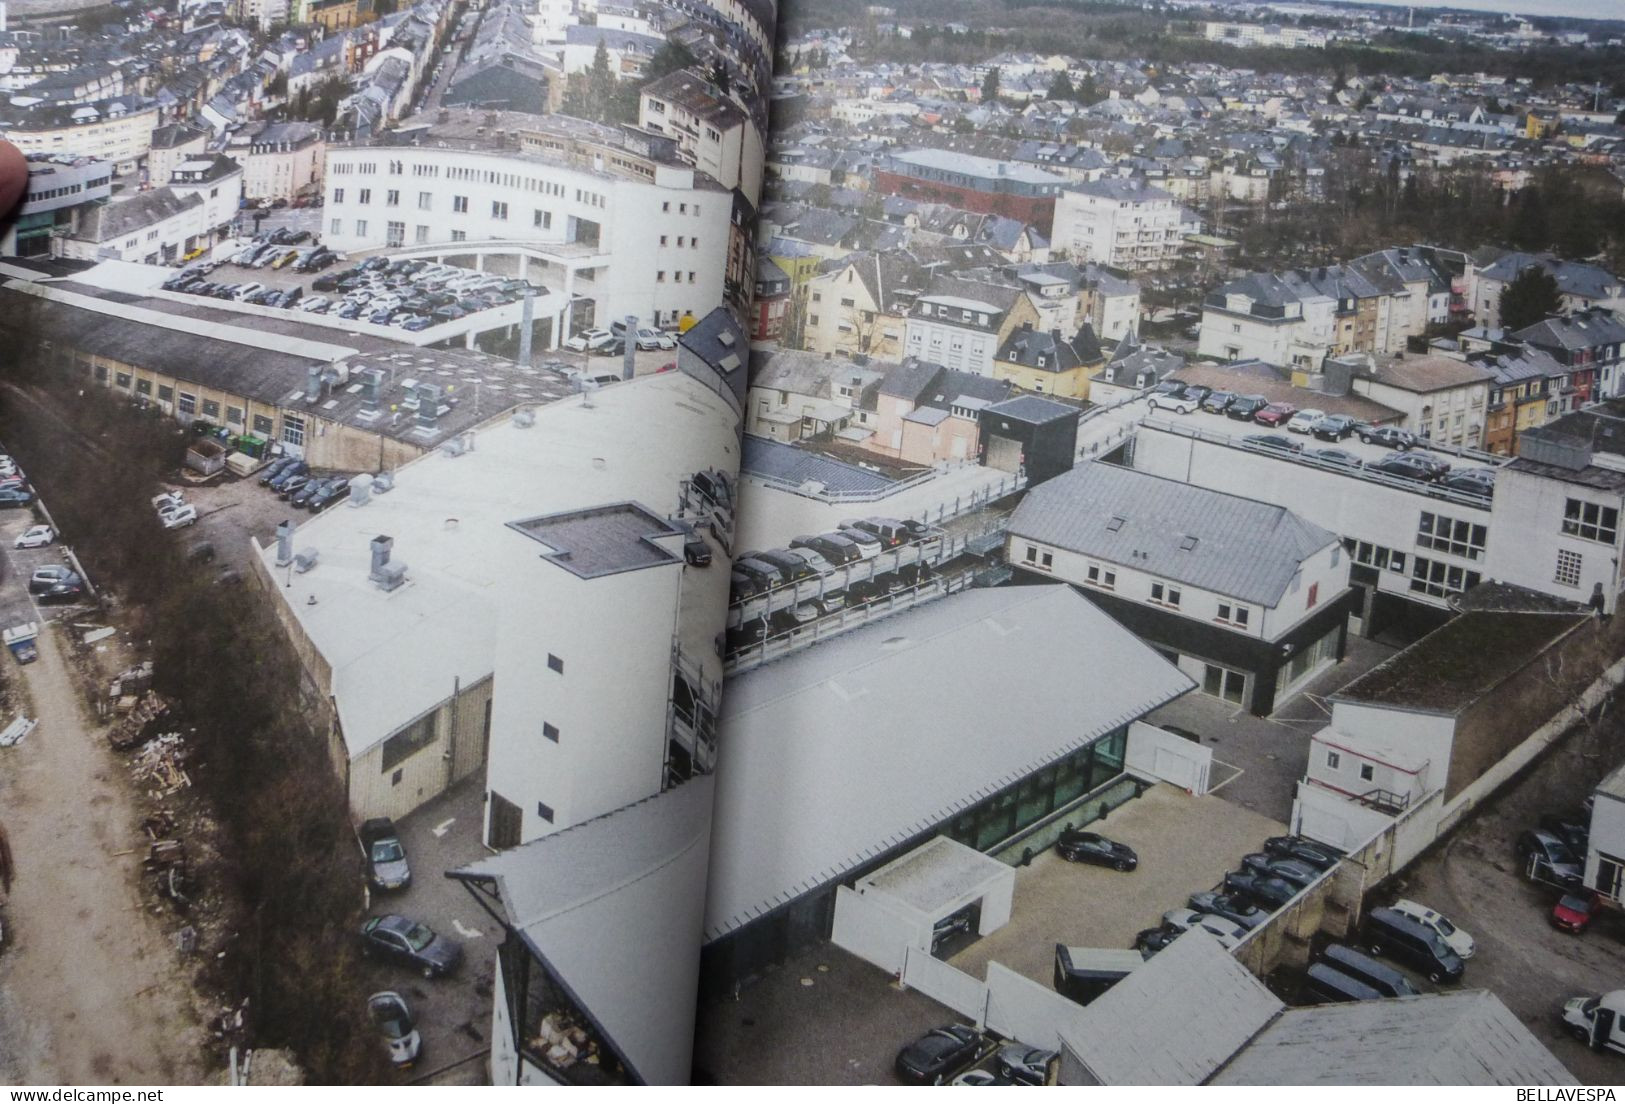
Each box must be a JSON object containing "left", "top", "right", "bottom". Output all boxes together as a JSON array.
[
  {"left": 996, "top": 322, "right": 1103, "bottom": 373},
  {"left": 1007, "top": 461, "right": 1339, "bottom": 607}
]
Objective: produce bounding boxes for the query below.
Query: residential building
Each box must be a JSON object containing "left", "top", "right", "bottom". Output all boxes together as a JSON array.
[
  {"left": 1088, "top": 331, "right": 1184, "bottom": 405},
  {"left": 0, "top": 95, "right": 159, "bottom": 173},
  {"left": 872, "top": 148, "right": 1067, "bottom": 234},
  {"left": 860, "top": 358, "right": 1014, "bottom": 466},
  {"left": 62, "top": 188, "right": 207, "bottom": 263},
  {"left": 1051, "top": 178, "right": 1184, "bottom": 271},
  {"left": 638, "top": 68, "right": 763, "bottom": 207},
  {"left": 1202, "top": 21, "right": 1331, "bottom": 48},
  {"left": 1008, "top": 462, "right": 1354, "bottom": 715},
  {"left": 1512, "top": 308, "right": 1625, "bottom": 403},
  {"left": 1480, "top": 345, "right": 1562, "bottom": 456},
  {"left": 991, "top": 320, "right": 1103, "bottom": 399},
  {"left": 902, "top": 293, "right": 1010, "bottom": 376},
  {"left": 1198, "top": 271, "right": 1336, "bottom": 370},
  {"left": 1342, "top": 352, "right": 1492, "bottom": 449},
  {"left": 750, "top": 256, "right": 790, "bottom": 342},
  {"left": 1472, "top": 252, "right": 1625, "bottom": 330},
  {"left": 146, "top": 123, "right": 209, "bottom": 192},
  {"left": 800, "top": 250, "right": 925, "bottom": 360},
  {"left": 165, "top": 154, "right": 244, "bottom": 243},
  {"left": 744, "top": 347, "right": 878, "bottom": 443},
  {"left": 238, "top": 121, "right": 326, "bottom": 202}
]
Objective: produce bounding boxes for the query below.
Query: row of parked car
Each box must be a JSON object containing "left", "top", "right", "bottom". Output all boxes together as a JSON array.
[
  {"left": 565, "top": 320, "right": 677, "bottom": 355},
  {"left": 258, "top": 457, "right": 353, "bottom": 512},
  {"left": 894, "top": 1025, "right": 1054, "bottom": 1086},
  {"left": 1301, "top": 899, "right": 1475, "bottom": 1002},
  {"left": 1516, "top": 812, "right": 1609, "bottom": 934},
  {"left": 0, "top": 454, "right": 34, "bottom": 510},
  {"left": 1238, "top": 430, "right": 1495, "bottom": 498},
  {"left": 731, "top": 517, "right": 938, "bottom": 601}
]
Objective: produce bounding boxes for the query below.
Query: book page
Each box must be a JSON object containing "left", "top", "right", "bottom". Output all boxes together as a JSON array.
[{"left": 0, "top": 0, "right": 773, "bottom": 1087}]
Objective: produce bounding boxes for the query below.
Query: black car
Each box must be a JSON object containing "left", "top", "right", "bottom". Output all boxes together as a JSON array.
[
  {"left": 894, "top": 1024, "right": 982, "bottom": 1085},
  {"left": 268, "top": 460, "right": 309, "bottom": 491},
  {"left": 1442, "top": 469, "right": 1495, "bottom": 498},
  {"left": 359, "top": 914, "right": 462, "bottom": 977},
  {"left": 1182, "top": 385, "right": 1214, "bottom": 405},
  {"left": 1201, "top": 390, "right": 1237, "bottom": 414},
  {"left": 1373, "top": 452, "right": 1448, "bottom": 483},
  {"left": 278, "top": 473, "right": 313, "bottom": 500},
  {"left": 1134, "top": 925, "right": 1180, "bottom": 955},
  {"left": 259, "top": 456, "right": 297, "bottom": 485},
  {"left": 307, "top": 477, "right": 352, "bottom": 512},
  {"left": 1244, "top": 433, "right": 1302, "bottom": 454},
  {"left": 728, "top": 570, "right": 761, "bottom": 602},
  {"left": 360, "top": 818, "right": 411, "bottom": 892},
  {"left": 1311, "top": 414, "right": 1359, "bottom": 441},
  {"left": 1055, "top": 829, "right": 1138, "bottom": 871},
  {"left": 733, "top": 556, "right": 787, "bottom": 590},
  {"left": 1358, "top": 424, "right": 1418, "bottom": 450},
  {"left": 1516, "top": 828, "right": 1583, "bottom": 889},
  {"left": 28, "top": 564, "right": 83, "bottom": 600},
  {"left": 755, "top": 549, "right": 817, "bottom": 582},
  {"left": 289, "top": 476, "right": 328, "bottom": 508},
  {"left": 1224, "top": 870, "right": 1298, "bottom": 909},
  {"left": 1188, "top": 890, "right": 1268, "bottom": 930},
  {"left": 1225, "top": 395, "right": 1269, "bottom": 420},
  {"left": 1239, "top": 852, "right": 1320, "bottom": 889},
  {"left": 1312, "top": 447, "right": 1363, "bottom": 469},
  {"left": 791, "top": 532, "right": 861, "bottom": 566},
  {"left": 1539, "top": 811, "right": 1589, "bottom": 855},
  {"left": 1150, "top": 380, "right": 1188, "bottom": 400},
  {"left": 1262, "top": 835, "right": 1341, "bottom": 871}
]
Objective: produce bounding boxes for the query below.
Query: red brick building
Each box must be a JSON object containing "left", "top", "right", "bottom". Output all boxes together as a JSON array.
[{"left": 873, "top": 148, "right": 1066, "bottom": 235}]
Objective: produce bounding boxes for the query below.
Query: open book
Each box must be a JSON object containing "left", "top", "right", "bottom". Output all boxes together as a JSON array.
[{"left": 0, "top": 0, "right": 1618, "bottom": 1089}]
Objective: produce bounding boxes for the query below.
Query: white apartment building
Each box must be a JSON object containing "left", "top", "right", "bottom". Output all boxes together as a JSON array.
[
  {"left": 902, "top": 293, "right": 1008, "bottom": 375},
  {"left": 237, "top": 121, "right": 326, "bottom": 201},
  {"left": 534, "top": 0, "right": 577, "bottom": 44},
  {"left": 1342, "top": 352, "right": 1492, "bottom": 449},
  {"left": 166, "top": 154, "right": 244, "bottom": 239},
  {"left": 62, "top": 188, "right": 207, "bottom": 263},
  {"left": 0, "top": 98, "right": 159, "bottom": 173},
  {"left": 638, "top": 68, "right": 764, "bottom": 207},
  {"left": 1203, "top": 21, "right": 1330, "bottom": 48},
  {"left": 1198, "top": 271, "right": 1337, "bottom": 369},
  {"left": 322, "top": 110, "right": 731, "bottom": 334},
  {"left": 1051, "top": 178, "right": 1184, "bottom": 271}
]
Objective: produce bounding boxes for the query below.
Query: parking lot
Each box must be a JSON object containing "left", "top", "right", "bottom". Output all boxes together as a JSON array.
[
  {"left": 950, "top": 785, "right": 1286, "bottom": 985},
  {"left": 354, "top": 776, "right": 497, "bottom": 1084},
  {"left": 1392, "top": 719, "right": 1625, "bottom": 1083},
  {"left": 0, "top": 504, "right": 97, "bottom": 633}
]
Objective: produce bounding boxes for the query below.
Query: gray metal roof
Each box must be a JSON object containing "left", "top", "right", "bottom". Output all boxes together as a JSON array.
[
  {"left": 452, "top": 776, "right": 715, "bottom": 1086},
  {"left": 1059, "top": 930, "right": 1282, "bottom": 1085},
  {"left": 704, "top": 585, "right": 1194, "bottom": 941},
  {"left": 1211, "top": 990, "right": 1575, "bottom": 1086},
  {"left": 1007, "top": 462, "right": 1338, "bottom": 607},
  {"left": 741, "top": 434, "right": 896, "bottom": 495}
]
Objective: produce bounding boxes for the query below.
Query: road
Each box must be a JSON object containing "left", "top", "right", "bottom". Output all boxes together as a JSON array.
[{"left": 0, "top": 619, "right": 206, "bottom": 1084}]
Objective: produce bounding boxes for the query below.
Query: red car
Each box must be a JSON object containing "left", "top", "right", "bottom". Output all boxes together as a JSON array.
[
  {"left": 1552, "top": 892, "right": 1601, "bottom": 934},
  {"left": 1253, "top": 402, "right": 1297, "bottom": 427}
]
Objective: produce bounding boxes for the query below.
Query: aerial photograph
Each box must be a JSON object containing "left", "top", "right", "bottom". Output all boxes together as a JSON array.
[{"left": 0, "top": 0, "right": 1621, "bottom": 1090}]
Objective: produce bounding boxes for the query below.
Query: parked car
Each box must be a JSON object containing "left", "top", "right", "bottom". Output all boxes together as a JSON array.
[
  {"left": 633, "top": 326, "right": 676, "bottom": 350},
  {"left": 1150, "top": 380, "right": 1188, "bottom": 400},
  {"left": 1358, "top": 424, "right": 1418, "bottom": 450},
  {"left": 28, "top": 564, "right": 83, "bottom": 599},
  {"left": 755, "top": 549, "right": 816, "bottom": 582},
  {"left": 847, "top": 517, "right": 910, "bottom": 548},
  {"left": 1243, "top": 433, "right": 1302, "bottom": 455},
  {"left": 1318, "top": 943, "right": 1422, "bottom": 998},
  {"left": 359, "top": 914, "right": 462, "bottom": 978},
  {"left": 1300, "top": 962, "right": 1384, "bottom": 1004},
  {"left": 367, "top": 992, "right": 421, "bottom": 1069},
  {"left": 1160, "top": 908, "right": 1246, "bottom": 949},
  {"left": 1200, "top": 390, "right": 1237, "bottom": 414},
  {"left": 667, "top": 519, "right": 711, "bottom": 566},
  {"left": 1055, "top": 829, "right": 1138, "bottom": 871},
  {"left": 1134, "top": 925, "right": 1181, "bottom": 954},
  {"left": 1311, "top": 414, "right": 1360, "bottom": 441},
  {"left": 1389, "top": 898, "right": 1475, "bottom": 959},
  {"left": 1538, "top": 811, "right": 1590, "bottom": 855},
  {"left": 791, "top": 532, "right": 860, "bottom": 566},
  {"left": 950, "top": 1070, "right": 1016, "bottom": 1086},
  {"left": 1181, "top": 385, "right": 1213, "bottom": 406},
  {"left": 733, "top": 556, "right": 787, "bottom": 591},
  {"left": 894, "top": 1024, "right": 982, "bottom": 1085},
  {"left": 1372, "top": 452, "right": 1448, "bottom": 483},
  {"left": 1442, "top": 468, "right": 1496, "bottom": 498},
  {"left": 836, "top": 525, "right": 883, "bottom": 559},
  {"left": 1285, "top": 408, "right": 1324, "bottom": 433},
  {"left": 1312, "top": 447, "right": 1363, "bottom": 469},
  {"left": 1188, "top": 891, "right": 1267, "bottom": 930},
  {"left": 1239, "top": 852, "right": 1320, "bottom": 889},
  {"left": 728, "top": 571, "right": 761, "bottom": 602},
  {"left": 1252, "top": 402, "right": 1297, "bottom": 427},
  {"left": 995, "top": 1044, "right": 1057, "bottom": 1086},
  {"left": 1362, "top": 906, "right": 1464, "bottom": 983},
  {"left": 267, "top": 460, "right": 308, "bottom": 490},
  {"left": 783, "top": 546, "right": 834, "bottom": 575},
  {"left": 1223, "top": 870, "right": 1298, "bottom": 909},
  {"left": 1262, "top": 836, "right": 1341, "bottom": 871},
  {"left": 160, "top": 503, "right": 199, "bottom": 528},
  {"left": 360, "top": 818, "right": 411, "bottom": 892},
  {"left": 1552, "top": 892, "right": 1602, "bottom": 934},
  {"left": 1516, "top": 828, "right": 1585, "bottom": 890},
  {"left": 14, "top": 525, "right": 54, "bottom": 549},
  {"left": 289, "top": 477, "right": 328, "bottom": 509},
  {"left": 1225, "top": 395, "right": 1269, "bottom": 420},
  {"left": 0, "top": 487, "right": 37, "bottom": 508},
  {"left": 276, "top": 474, "right": 312, "bottom": 500},
  {"left": 1147, "top": 392, "right": 1200, "bottom": 414}
]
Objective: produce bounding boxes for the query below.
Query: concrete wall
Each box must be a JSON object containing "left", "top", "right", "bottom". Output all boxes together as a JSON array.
[
  {"left": 1232, "top": 862, "right": 1350, "bottom": 978},
  {"left": 348, "top": 675, "right": 493, "bottom": 823},
  {"left": 1126, "top": 720, "right": 1212, "bottom": 793},
  {"left": 900, "top": 945, "right": 990, "bottom": 1026},
  {"left": 832, "top": 885, "right": 923, "bottom": 975},
  {"left": 984, "top": 961, "right": 1087, "bottom": 1053}
]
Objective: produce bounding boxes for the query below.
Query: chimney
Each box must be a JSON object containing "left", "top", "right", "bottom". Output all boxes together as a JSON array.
[
  {"left": 369, "top": 534, "right": 408, "bottom": 591},
  {"left": 370, "top": 535, "right": 392, "bottom": 576},
  {"left": 362, "top": 367, "right": 384, "bottom": 408},
  {"left": 415, "top": 382, "right": 442, "bottom": 428},
  {"left": 274, "top": 520, "right": 294, "bottom": 566},
  {"left": 306, "top": 364, "right": 323, "bottom": 400}
]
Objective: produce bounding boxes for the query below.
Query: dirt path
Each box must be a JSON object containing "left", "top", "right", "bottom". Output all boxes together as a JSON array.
[{"left": 0, "top": 624, "right": 206, "bottom": 1085}]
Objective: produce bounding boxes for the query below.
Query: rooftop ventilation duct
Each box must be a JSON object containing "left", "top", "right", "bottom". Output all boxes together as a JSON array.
[
  {"left": 274, "top": 520, "right": 295, "bottom": 566},
  {"left": 348, "top": 473, "right": 373, "bottom": 507},
  {"left": 373, "top": 471, "right": 396, "bottom": 493},
  {"left": 415, "top": 382, "right": 442, "bottom": 428},
  {"left": 512, "top": 408, "right": 536, "bottom": 428},
  {"left": 369, "top": 535, "right": 408, "bottom": 592},
  {"left": 294, "top": 549, "right": 319, "bottom": 573}
]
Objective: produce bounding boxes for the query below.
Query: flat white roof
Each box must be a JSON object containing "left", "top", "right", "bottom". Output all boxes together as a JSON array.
[
  {"left": 703, "top": 585, "right": 1194, "bottom": 942},
  {"left": 261, "top": 371, "right": 740, "bottom": 757}
]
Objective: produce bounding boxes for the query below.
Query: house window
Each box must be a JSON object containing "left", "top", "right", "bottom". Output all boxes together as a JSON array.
[
  {"left": 282, "top": 413, "right": 306, "bottom": 447},
  {"left": 386, "top": 221, "right": 405, "bottom": 247},
  {"left": 201, "top": 399, "right": 220, "bottom": 418},
  {"left": 416, "top": 225, "right": 430, "bottom": 243},
  {"left": 178, "top": 392, "right": 197, "bottom": 415},
  {"left": 1417, "top": 512, "right": 1487, "bottom": 560},
  {"left": 418, "top": 191, "right": 432, "bottom": 210},
  {"left": 1326, "top": 750, "right": 1340, "bottom": 770},
  {"left": 452, "top": 195, "right": 469, "bottom": 213},
  {"left": 451, "top": 230, "right": 466, "bottom": 242},
  {"left": 1359, "top": 763, "right": 1375, "bottom": 782},
  {"left": 536, "top": 802, "right": 554, "bottom": 824},
  {"left": 158, "top": 385, "right": 174, "bottom": 402},
  {"left": 333, "top": 187, "right": 344, "bottom": 203},
  {"left": 330, "top": 218, "right": 342, "bottom": 235},
  {"left": 1150, "top": 581, "right": 1182, "bottom": 609},
  {"left": 547, "top": 653, "right": 563, "bottom": 674},
  {"left": 381, "top": 712, "right": 436, "bottom": 771},
  {"left": 1217, "top": 603, "right": 1250, "bottom": 627},
  {"left": 1556, "top": 548, "right": 1583, "bottom": 588},
  {"left": 355, "top": 219, "right": 368, "bottom": 236},
  {"left": 115, "top": 371, "right": 132, "bottom": 389},
  {"left": 534, "top": 209, "right": 551, "bottom": 229},
  {"left": 543, "top": 722, "right": 559, "bottom": 743},
  {"left": 1203, "top": 663, "right": 1246, "bottom": 705},
  {"left": 1085, "top": 563, "right": 1116, "bottom": 589},
  {"left": 1564, "top": 499, "right": 1619, "bottom": 544},
  {"left": 1307, "top": 582, "right": 1319, "bottom": 608},
  {"left": 226, "top": 405, "right": 244, "bottom": 425},
  {"left": 492, "top": 200, "right": 509, "bottom": 220},
  {"left": 385, "top": 189, "right": 399, "bottom": 206},
  {"left": 136, "top": 379, "right": 153, "bottom": 396},
  {"left": 252, "top": 414, "right": 274, "bottom": 435},
  {"left": 358, "top": 188, "right": 371, "bottom": 204},
  {"left": 1409, "top": 556, "right": 1481, "bottom": 599}
]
